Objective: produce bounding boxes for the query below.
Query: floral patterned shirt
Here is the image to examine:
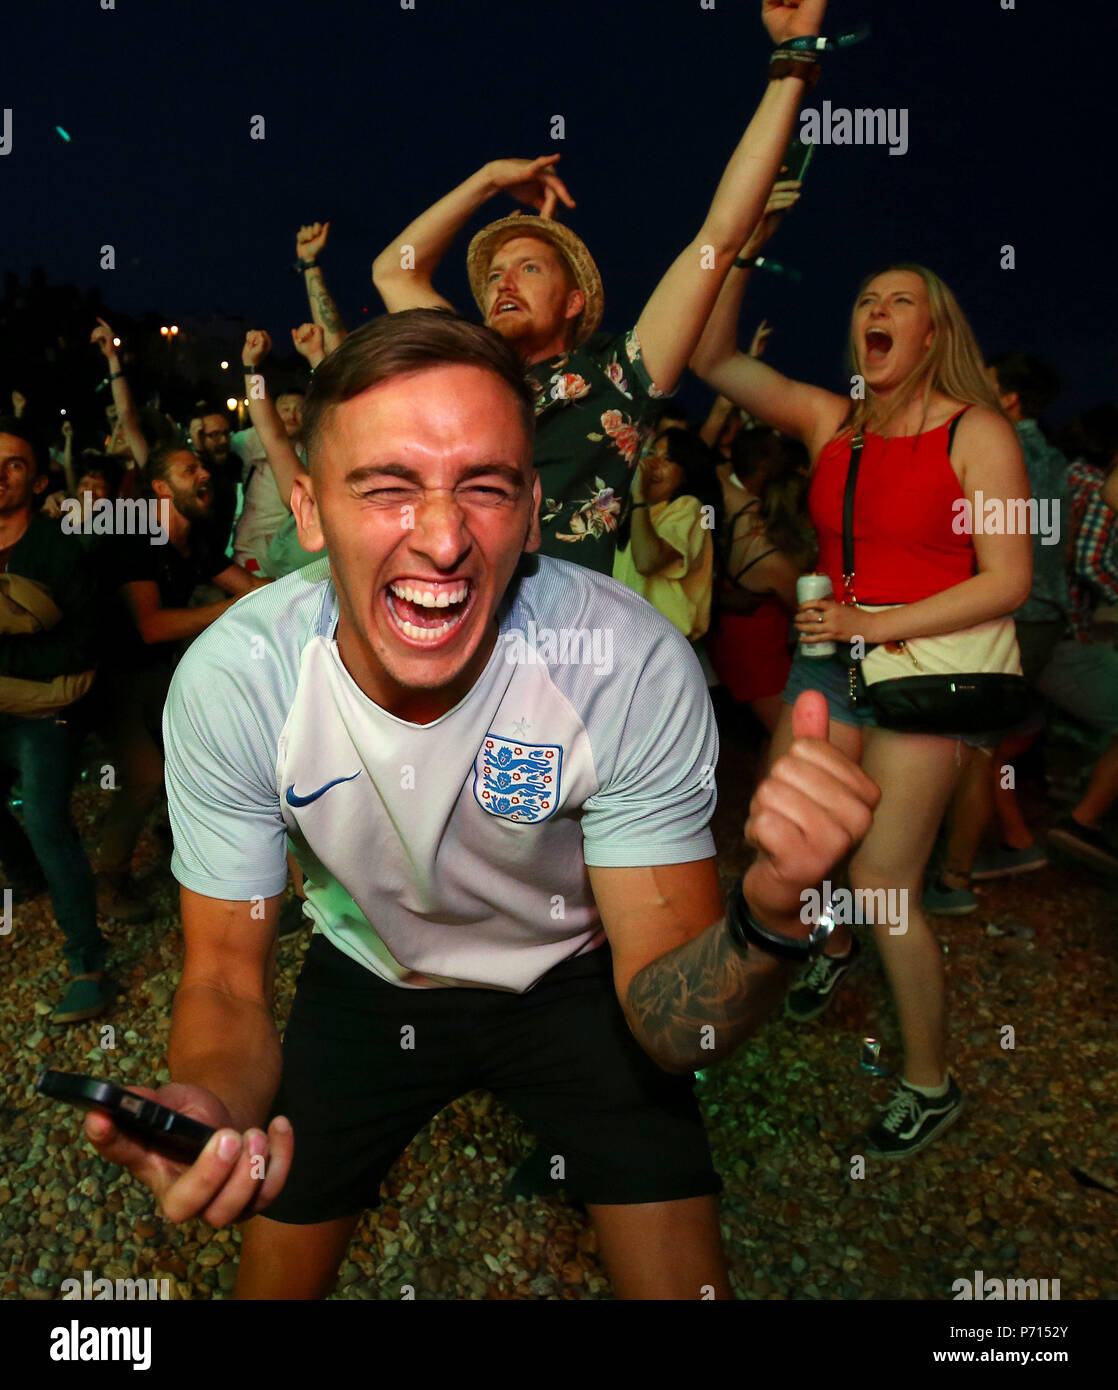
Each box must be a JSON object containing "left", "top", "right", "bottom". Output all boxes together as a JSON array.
[{"left": 530, "top": 328, "right": 667, "bottom": 575}]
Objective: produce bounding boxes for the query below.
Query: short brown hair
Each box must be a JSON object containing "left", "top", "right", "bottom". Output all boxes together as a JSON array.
[
  {"left": 301, "top": 309, "right": 536, "bottom": 471},
  {"left": 142, "top": 440, "right": 196, "bottom": 496}
]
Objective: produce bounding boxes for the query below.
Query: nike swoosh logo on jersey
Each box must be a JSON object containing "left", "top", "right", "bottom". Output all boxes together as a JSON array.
[{"left": 285, "top": 771, "right": 361, "bottom": 807}]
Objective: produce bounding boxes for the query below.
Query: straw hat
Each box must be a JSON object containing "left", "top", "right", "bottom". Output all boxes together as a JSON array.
[{"left": 466, "top": 213, "right": 604, "bottom": 347}]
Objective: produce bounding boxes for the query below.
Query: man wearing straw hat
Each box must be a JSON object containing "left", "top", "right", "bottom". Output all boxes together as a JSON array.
[{"left": 374, "top": 0, "right": 830, "bottom": 576}]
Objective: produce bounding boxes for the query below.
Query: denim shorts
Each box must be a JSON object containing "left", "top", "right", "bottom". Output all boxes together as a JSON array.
[{"left": 781, "top": 646, "right": 999, "bottom": 749}]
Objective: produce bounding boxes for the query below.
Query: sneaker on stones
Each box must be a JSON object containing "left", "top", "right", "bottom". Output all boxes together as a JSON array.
[
  {"left": 864, "top": 1076, "right": 963, "bottom": 1158},
  {"left": 1047, "top": 817, "right": 1118, "bottom": 875},
  {"left": 784, "top": 934, "right": 860, "bottom": 1023},
  {"left": 51, "top": 974, "right": 113, "bottom": 1025},
  {"left": 922, "top": 879, "right": 977, "bottom": 915},
  {"left": 971, "top": 844, "right": 1049, "bottom": 880}
]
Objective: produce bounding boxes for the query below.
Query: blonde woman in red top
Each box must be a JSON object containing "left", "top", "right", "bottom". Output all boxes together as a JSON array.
[{"left": 691, "top": 250, "right": 1032, "bottom": 1158}]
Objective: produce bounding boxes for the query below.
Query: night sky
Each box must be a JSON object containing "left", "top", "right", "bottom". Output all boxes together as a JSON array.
[{"left": 3, "top": 0, "right": 1114, "bottom": 424}]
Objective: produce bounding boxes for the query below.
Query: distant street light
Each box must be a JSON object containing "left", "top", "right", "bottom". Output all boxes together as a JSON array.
[
  {"left": 220, "top": 360, "right": 229, "bottom": 370},
  {"left": 225, "top": 397, "right": 238, "bottom": 411}
]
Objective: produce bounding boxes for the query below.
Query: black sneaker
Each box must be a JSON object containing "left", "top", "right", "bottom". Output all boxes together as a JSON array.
[
  {"left": 784, "top": 933, "right": 860, "bottom": 1022},
  {"left": 864, "top": 1076, "right": 963, "bottom": 1158},
  {"left": 1047, "top": 817, "right": 1118, "bottom": 875}
]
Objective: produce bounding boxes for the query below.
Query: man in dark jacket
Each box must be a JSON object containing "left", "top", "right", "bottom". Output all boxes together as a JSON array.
[{"left": 0, "top": 417, "right": 109, "bottom": 1022}]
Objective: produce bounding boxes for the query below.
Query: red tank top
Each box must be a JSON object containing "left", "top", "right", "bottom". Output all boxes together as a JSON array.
[{"left": 808, "top": 412, "right": 976, "bottom": 604}]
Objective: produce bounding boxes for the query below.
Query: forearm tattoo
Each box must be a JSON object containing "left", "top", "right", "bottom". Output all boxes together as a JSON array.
[
  {"left": 306, "top": 268, "right": 344, "bottom": 335},
  {"left": 626, "top": 917, "right": 788, "bottom": 1071}
]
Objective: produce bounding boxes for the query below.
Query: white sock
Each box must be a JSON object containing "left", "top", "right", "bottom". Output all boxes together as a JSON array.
[{"left": 904, "top": 1075, "right": 950, "bottom": 1098}]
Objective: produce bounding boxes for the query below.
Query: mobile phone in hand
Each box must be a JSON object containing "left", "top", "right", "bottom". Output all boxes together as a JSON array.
[
  {"left": 36, "top": 1070, "right": 216, "bottom": 1161},
  {"left": 780, "top": 136, "right": 815, "bottom": 184}
]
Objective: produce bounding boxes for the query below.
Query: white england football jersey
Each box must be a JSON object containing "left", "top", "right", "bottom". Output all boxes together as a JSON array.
[{"left": 164, "top": 555, "right": 718, "bottom": 992}]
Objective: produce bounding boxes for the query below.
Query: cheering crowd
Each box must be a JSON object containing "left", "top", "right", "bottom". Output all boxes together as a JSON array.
[{"left": 2, "top": 0, "right": 1116, "bottom": 1300}]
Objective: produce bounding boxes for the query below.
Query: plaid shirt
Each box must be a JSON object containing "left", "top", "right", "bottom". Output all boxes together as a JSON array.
[{"left": 1066, "top": 459, "right": 1118, "bottom": 641}]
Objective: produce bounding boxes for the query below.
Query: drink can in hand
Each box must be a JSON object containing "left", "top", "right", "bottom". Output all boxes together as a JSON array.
[{"left": 796, "top": 573, "right": 836, "bottom": 658}]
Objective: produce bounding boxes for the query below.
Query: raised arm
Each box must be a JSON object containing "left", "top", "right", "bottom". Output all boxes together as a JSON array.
[
  {"left": 59, "top": 419, "right": 76, "bottom": 494},
  {"left": 631, "top": 0, "right": 830, "bottom": 395},
  {"left": 295, "top": 222, "right": 348, "bottom": 354},
  {"left": 626, "top": 458, "right": 684, "bottom": 576},
  {"left": 689, "top": 183, "right": 846, "bottom": 444},
  {"left": 243, "top": 329, "right": 306, "bottom": 510},
  {"left": 371, "top": 156, "right": 575, "bottom": 313},
  {"left": 90, "top": 318, "right": 149, "bottom": 469},
  {"left": 592, "top": 690, "right": 879, "bottom": 1075}
]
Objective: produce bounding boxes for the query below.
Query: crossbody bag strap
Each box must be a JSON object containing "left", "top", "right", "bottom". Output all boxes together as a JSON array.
[
  {"left": 946, "top": 405, "right": 971, "bottom": 454},
  {"left": 840, "top": 432, "right": 865, "bottom": 604}
]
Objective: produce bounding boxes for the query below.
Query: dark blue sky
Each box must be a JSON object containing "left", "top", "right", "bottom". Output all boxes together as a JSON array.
[{"left": 3, "top": 0, "right": 1113, "bottom": 423}]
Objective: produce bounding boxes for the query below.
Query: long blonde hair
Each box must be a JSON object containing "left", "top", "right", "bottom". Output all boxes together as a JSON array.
[{"left": 839, "top": 263, "right": 1003, "bottom": 439}]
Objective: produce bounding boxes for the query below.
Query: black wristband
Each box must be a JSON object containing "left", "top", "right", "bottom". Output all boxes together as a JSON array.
[
  {"left": 733, "top": 256, "right": 758, "bottom": 270},
  {"left": 292, "top": 258, "right": 317, "bottom": 274},
  {"left": 769, "top": 51, "right": 822, "bottom": 89},
  {"left": 725, "top": 881, "right": 831, "bottom": 963},
  {"left": 776, "top": 25, "right": 870, "bottom": 54},
  {"left": 630, "top": 501, "right": 649, "bottom": 509},
  {"left": 109, "top": 371, "right": 124, "bottom": 380},
  {"left": 243, "top": 365, "right": 260, "bottom": 375}
]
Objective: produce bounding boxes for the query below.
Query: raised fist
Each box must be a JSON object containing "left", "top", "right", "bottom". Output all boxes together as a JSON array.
[
  {"left": 242, "top": 330, "right": 272, "bottom": 367},
  {"left": 10, "top": 389, "right": 27, "bottom": 415},
  {"left": 90, "top": 318, "right": 118, "bottom": 359},
  {"left": 762, "top": 0, "right": 827, "bottom": 45},
  {"left": 61, "top": 420, "right": 74, "bottom": 439},
  {"left": 291, "top": 322, "right": 325, "bottom": 365},
  {"left": 296, "top": 222, "right": 330, "bottom": 263}
]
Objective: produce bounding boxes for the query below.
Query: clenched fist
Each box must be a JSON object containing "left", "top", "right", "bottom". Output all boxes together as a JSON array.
[
  {"left": 296, "top": 221, "right": 330, "bottom": 264},
  {"left": 742, "top": 690, "right": 879, "bottom": 934},
  {"left": 242, "top": 329, "right": 272, "bottom": 368},
  {"left": 291, "top": 322, "right": 325, "bottom": 367},
  {"left": 762, "top": 0, "right": 828, "bottom": 45}
]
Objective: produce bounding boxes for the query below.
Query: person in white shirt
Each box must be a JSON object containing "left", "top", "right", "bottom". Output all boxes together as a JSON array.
[
  {"left": 231, "top": 390, "right": 305, "bottom": 572},
  {"left": 83, "top": 309, "right": 879, "bottom": 1300}
]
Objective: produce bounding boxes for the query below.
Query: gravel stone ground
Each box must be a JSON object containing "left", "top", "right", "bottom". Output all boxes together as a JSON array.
[{"left": 1, "top": 715, "right": 1115, "bottom": 1301}]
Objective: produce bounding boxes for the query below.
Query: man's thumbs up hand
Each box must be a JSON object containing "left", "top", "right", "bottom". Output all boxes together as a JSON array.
[{"left": 741, "top": 691, "right": 880, "bottom": 934}]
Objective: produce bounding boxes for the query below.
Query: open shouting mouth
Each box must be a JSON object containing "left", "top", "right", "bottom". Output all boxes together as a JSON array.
[
  {"left": 383, "top": 578, "right": 475, "bottom": 647},
  {"left": 865, "top": 328, "right": 894, "bottom": 367}
]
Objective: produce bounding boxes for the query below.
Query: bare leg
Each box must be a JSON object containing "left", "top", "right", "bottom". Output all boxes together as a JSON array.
[
  {"left": 1072, "top": 734, "right": 1118, "bottom": 826},
  {"left": 940, "top": 745, "right": 990, "bottom": 884},
  {"left": 850, "top": 730, "right": 969, "bottom": 1088},
  {"left": 234, "top": 1211, "right": 360, "bottom": 1300},
  {"left": 587, "top": 1196, "right": 732, "bottom": 1300},
  {"left": 990, "top": 732, "right": 1040, "bottom": 849}
]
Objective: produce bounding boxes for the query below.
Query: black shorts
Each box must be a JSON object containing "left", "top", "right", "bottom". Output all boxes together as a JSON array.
[{"left": 264, "top": 934, "right": 722, "bottom": 1224}]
